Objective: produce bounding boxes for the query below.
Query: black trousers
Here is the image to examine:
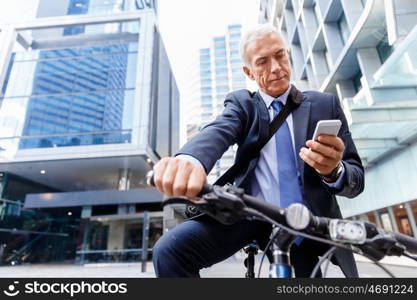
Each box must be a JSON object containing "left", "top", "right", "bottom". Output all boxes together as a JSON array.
[{"left": 152, "top": 215, "right": 333, "bottom": 278}]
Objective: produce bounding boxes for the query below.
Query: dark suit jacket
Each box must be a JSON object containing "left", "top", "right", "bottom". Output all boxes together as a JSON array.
[{"left": 177, "top": 87, "right": 365, "bottom": 277}]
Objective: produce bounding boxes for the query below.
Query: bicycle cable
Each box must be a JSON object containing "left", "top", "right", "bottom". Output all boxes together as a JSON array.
[
  {"left": 322, "top": 248, "right": 336, "bottom": 278},
  {"left": 246, "top": 208, "right": 396, "bottom": 278},
  {"left": 247, "top": 208, "right": 357, "bottom": 278},
  {"left": 255, "top": 209, "right": 396, "bottom": 277},
  {"left": 310, "top": 246, "right": 337, "bottom": 278},
  {"left": 256, "top": 222, "right": 280, "bottom": 278}
]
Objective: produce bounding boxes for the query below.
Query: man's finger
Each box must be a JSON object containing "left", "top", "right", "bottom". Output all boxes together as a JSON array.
[
  {"left": 172, "top": 161, "right": 193, "bottom": 196},
  {"left": 300, "top": 148, "right": 332, "bottom": 174},
  {"left": 306, "top": 140, "right": 339, "bottom": 160},
  {"left": 300, "top": 147, "right": 334, "bottom": 168},
  {"left": 162, "top": 159, "right": 179, "bottom": 196},
  {"left": 317, "top": 135, "right": 345, "bottom": 152},
  {"left": 185, "top": 166, "right": 206, "bottom": 198},
  {"left": 153, "top": 157, "right": 169, "bottom": 193}
]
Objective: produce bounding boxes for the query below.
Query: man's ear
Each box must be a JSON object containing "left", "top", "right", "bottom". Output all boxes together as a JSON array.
[{"left": 243, "top": 66, "right": 255, "bottom": 80}]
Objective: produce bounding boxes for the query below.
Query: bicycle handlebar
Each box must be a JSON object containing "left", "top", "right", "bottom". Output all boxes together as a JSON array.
[
  {"left": 146, "top": 171, "right": 417, "bottom": 256},
  {"left": 392, "top": 232, "right": 417, "bottom": 254}
]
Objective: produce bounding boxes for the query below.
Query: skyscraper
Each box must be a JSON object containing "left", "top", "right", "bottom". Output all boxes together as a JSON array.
[{"left": 187, "top": 24, "right": 248, "bottom": 183}]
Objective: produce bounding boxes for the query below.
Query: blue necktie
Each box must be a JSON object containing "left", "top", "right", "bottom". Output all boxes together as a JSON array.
[
  {"left": 271, "top": 100, "right": 304, "bottom": 208},
  {"left": 272, "top": 100, "right": 305, "bottom": 245}
]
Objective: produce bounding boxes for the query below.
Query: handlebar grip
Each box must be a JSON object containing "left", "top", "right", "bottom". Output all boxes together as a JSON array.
[
  {"left": 146, "top": 170, "right": 213, "bottom": 196},
  {"left": 200, "top": 183, "right": 213, "bottom": 195},
  {"left": 393, "top": 232, "right": 417, "bottom": 254},
  {"left": 240, "top": 194, "right": 287, "bottom": 225}
]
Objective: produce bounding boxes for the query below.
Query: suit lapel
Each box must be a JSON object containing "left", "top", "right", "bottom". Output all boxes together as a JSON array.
[
  {"left": 292, "top": 96, "right": 311, "bottom": 185},
  {"left": 232, "top": 92, "right": 269, "bottom": 188},
  {"left": 254, "top": 91, "right": 270, "bottom": 144}
]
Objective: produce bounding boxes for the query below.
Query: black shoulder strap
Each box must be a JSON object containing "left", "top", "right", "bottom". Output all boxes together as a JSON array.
[
  {"left": 215, "top": 85, "right": 303, "bottom": 186},
  {"left": 267, "top": 87, "right": 300, "bottom": 140}
]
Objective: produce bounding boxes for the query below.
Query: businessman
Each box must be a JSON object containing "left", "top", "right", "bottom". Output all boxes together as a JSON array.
[{"left": 151, "top": 24, "right": 364, "bottom": 277}]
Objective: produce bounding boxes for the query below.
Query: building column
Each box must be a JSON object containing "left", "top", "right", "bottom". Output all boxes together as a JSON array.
[
  {"left": 0, "top": 172, "right": 4, "bottom": 198},
  {"left": 306, "top": 61, "right": 318, "bottom": 90},
  {"left": 117, "top": 168, "right": 135, "bottom": 216},
  {"left": 340, "top": 0, "right": 364, "bottom": 31},
  {"left": 311, "top": 51, "right": 330, "bottom": 87},
  {"left": 405, "top": 202, "right": 417, "bottom": 238},
  {"left": 336, "top": 80, "right": 356, "bottom": 101},
  {"left": 107, "top": 220, "right": 125, "bottom": 251},
  {"left": 388, "top": 206, "right": 399, "bottom": 233},
  {"left": 79, "top": 206, "right": 92, "bottom": 265},
  {"left": 373, "top": 211, "right": 382, "bottom": 228},
  {"left": 335, "top": 80, "right": 357, "bottom": 112},
  {"left": 356, "top": 48, "right": 382, "bottom": 105},
  {"left": 323, "top": 23, "right": 344, "bottom": 64},
  {"left": 141, "top": 211, "right": 150, "bottom": 272},
  {"left": 356, "top": 48, "right": 382, "bottom": 87},
  {"left": 118, "top": 168, "right": 131, "bottom": 190}
]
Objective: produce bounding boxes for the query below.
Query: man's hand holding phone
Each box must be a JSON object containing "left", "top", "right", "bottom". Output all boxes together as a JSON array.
[{"left": 299, "top": 120, "right": 345, "bottom": 181}]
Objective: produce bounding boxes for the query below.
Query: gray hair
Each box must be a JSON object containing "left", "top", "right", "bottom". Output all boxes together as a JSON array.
[{"left": 240, "top": 24, "right": 285, "bottom": 66}]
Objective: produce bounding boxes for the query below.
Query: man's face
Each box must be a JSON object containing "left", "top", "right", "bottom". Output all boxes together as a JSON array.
[{"left": 243, "top": 33, "right": 291, "bottom": 98}]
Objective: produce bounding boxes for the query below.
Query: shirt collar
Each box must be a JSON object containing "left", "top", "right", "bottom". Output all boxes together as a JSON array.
[{"left": 258, "top": 84, "right": 292, "bottom": 109}]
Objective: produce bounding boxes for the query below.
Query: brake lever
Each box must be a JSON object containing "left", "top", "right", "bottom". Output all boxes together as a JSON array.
[{"left": 161, "top": 185, "right": 248, "bottom": 225}]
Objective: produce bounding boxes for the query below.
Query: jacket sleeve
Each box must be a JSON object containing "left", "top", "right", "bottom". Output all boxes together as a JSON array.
[
  {"left": 327, "top": 95, "right": 365, "bottom": 198},
  {"left": 176, "top": 93, "right": 246, "bottom": 174}
]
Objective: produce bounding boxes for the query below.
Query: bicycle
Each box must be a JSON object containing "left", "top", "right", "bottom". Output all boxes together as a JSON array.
[{"left": 147, "top": 171, "right": 417, "bottom": 278}]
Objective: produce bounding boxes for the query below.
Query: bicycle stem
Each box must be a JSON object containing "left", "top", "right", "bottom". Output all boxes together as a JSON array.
[{"left": 269, "top": 227, "right": 297, "bottom": 278}]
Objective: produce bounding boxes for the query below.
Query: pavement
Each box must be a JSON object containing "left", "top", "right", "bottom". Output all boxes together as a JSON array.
[{"left": 0, "top": 251, "right": 416, "bottom": 278}]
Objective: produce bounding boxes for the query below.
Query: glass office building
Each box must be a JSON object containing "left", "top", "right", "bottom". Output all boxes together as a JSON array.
[
  {"left": 260, "top": 0, "right": 417, "bottom": 238},
  {"left": 0, "top": 0, "right": 179, "bottom": 265}
]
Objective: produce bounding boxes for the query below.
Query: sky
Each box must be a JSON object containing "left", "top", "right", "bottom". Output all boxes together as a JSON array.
[{"left": 0, "top": 0, "right": 40, "bottom": 23}]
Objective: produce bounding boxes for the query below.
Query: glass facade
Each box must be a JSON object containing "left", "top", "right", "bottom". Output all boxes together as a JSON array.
[
  {"left": 376, "top": 33, "right": 393, "bottom": 64},
  {"left": 373, "top": 25, "right": 417, "bottom": 87},
  {"left": 36, "top": 0, "right": 155, "bottom": 18},
  {"left": 0, "top": 14, "right": 140, "bottom": 153},
  {"left": 1, "top": 43, "right": 137, "bottom": 150},
  {"left": 0, "top": 173, "right": 79, "bottom": 264},
  {"left": 352, "top": 70, "right": 362, "bottom": 93}
]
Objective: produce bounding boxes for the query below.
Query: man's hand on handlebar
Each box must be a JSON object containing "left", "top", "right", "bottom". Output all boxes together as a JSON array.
[{"left": 153, "top": 157, "right": 207, "bottom": 199}]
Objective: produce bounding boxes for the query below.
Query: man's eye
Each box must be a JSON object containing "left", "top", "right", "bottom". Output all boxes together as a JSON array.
[
  {"left": 277, "top": 53, "right": 285, "bottom": 59},
  {"left": 257, "top": 59, "right": 266, "bottom": 65}
]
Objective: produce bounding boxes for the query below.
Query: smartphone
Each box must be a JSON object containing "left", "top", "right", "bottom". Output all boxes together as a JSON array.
[{"left": 312, "top": 120, "right": 342, "bottom": 141}]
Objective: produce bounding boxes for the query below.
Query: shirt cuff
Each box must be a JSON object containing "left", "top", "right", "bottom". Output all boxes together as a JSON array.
[
  {"left": 322, "top": 162, "right": 346, "bottom": 189},
  {"left": 175, "top": 154, "right": 204, "bottom": 168}
]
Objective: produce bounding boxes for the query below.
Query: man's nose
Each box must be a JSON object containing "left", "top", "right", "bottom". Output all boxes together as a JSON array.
[{"left": 271, "top": 58, "right": 281, "bottom": 72}]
